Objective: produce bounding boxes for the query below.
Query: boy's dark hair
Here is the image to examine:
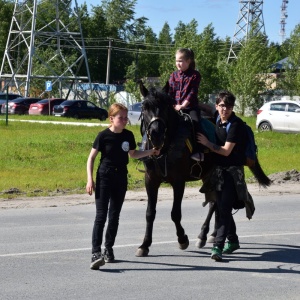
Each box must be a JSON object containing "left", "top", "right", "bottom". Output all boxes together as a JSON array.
[
  {"left": 216, "top": 90, "right": 236, "bottom": 107},
  {"left": 177, "top": 48, "right": 195, "bottom": 70}
]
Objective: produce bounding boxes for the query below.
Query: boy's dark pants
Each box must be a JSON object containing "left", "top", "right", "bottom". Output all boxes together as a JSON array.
[{"left": 214, "top": 170, "right": 239, "bottom": 250}]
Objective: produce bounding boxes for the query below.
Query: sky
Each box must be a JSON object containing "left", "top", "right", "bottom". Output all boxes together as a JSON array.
[{"left": 78, "top": 0, "right": 299, "bottom": 44}]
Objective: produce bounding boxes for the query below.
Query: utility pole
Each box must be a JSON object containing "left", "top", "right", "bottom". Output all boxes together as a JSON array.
[
  {"left": 135, "top": 48, "right": 139, "bottom": 83},
  {"left": 106, "top": 39, "right": 113, "bottom": 85},
  {"left": 105, "top": 38, "right": 113, "bottom": 104}
]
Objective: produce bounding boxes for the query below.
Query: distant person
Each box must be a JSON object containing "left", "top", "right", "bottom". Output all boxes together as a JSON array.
[
  {"left": 197, "top": 90, "right": 254, "bottom": 261},
  {"left": 168, "top": 47, "right": 205, "bottom": 161},
  {"left": 86, "top": 103, "right": 160, "bottom": 270}
]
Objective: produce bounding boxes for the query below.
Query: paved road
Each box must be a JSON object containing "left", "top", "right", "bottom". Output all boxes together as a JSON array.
[{"left": 1, "top": 194, "right": 299, "bottom": 300}]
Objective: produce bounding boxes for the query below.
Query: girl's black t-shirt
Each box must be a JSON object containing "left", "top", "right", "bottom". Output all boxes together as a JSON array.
[
  {"left": 215, "top": 113, "right": 247, "bottom": 167},
  {"left": 93, "top": 128, "right": 136, "bottom": 169}
]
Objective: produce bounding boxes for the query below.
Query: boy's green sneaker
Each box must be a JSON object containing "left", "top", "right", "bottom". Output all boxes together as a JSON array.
[
  {"left": 211, "top": 246, "right": 222, "bottom": 261},
  {"left": 223, "top": 241, "right": 240, "bottom": 254}
]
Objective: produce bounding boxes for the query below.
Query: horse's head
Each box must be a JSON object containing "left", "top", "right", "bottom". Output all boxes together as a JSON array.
[{"left": 139, "top": 81, "right": 176, "bottom": 150}]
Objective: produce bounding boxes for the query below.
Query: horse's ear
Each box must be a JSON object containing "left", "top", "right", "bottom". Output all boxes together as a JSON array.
[
  {"left": 162, "top": 81, "right": 169, "bottom": 94},
  {"left": 139, "top": 80, "right": 148, "bottom": 97}
]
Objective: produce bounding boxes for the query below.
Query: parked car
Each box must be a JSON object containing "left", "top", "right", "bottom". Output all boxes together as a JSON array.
[
  {"left": 0, "top": 92, "right": 21, "bottom": 101},
  {"left": 53, "top": 100, "right": 108, "bottom": 121},
  {"left": 1, "top": 97, "right": 41, "bottom": 115},
  {"left": 127, "top": 102, "right": 142, "bottom": 125},
  {"left": 0, "top": 93, "right": 22, "bottom": 113},
  {"left": 29, "top": 98, "right": 65, "bottom": 115},
  {"left": 256, "top": 100, "right": 300, "bottom": 132}
]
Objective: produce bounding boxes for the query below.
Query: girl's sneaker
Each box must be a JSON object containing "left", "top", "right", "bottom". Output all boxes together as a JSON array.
[
  {"left": 90, "top": 252, "right": 105, "bottom": 270},
  {"left": 104, "top": 248, "right": 115, "bottom": 263}
]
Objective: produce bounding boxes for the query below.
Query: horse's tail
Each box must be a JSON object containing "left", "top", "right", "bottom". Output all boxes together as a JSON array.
[{"left": 248, "top": 157, "right": 272, "bottom": 188}]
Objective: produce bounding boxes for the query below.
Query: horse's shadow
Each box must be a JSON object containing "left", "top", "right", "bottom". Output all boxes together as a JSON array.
[{"left": 99, "top": 242, "right": 300, "bottom": 274}]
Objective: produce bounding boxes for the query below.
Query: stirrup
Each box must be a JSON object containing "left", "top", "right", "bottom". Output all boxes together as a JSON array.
[{"left": 190, "top": 162, "right": 202, "bottom": 179}]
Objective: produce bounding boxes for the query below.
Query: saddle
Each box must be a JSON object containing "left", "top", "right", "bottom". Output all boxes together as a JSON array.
[{"left": 179, "top": 112, "right": 216, "bottom": 155}]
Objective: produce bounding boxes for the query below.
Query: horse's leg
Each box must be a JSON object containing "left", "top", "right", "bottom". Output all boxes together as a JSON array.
[
  {"left": 170, "top": 180, "right": 189, "bottom": 250},
  {"left": 196, "top": 201, "right": 216, "bottom": 248},
  {"left": 207, "top": 203, "right": 219, "bottom": 243},
  {"left": 195, "top": 190, "right": 217, "bottom": 248},
  {"left": 135, "top": 176, "right": 160, "bottom": 257}
]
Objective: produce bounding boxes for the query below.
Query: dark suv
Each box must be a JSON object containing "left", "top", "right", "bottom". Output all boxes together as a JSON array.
[{"left": 53, "top": 100, "right": 108, "bottom": 121}]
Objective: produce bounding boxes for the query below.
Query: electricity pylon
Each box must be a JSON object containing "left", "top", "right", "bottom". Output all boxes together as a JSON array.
[
  {"left": 227, "top": 0, "right": 266, "bottom": 62},
  {"left": 0, "top": 0, "right": 91, "bottom": 98}
]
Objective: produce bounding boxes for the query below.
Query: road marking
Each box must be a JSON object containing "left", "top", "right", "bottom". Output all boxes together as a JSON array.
[{"left": 0, "top": 232, "right": 299, "bottom": 258}]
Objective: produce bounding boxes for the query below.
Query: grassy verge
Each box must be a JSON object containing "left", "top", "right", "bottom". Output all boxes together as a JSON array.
[{"left": 1, "top": 115, "right": 299, "bottom": 198}]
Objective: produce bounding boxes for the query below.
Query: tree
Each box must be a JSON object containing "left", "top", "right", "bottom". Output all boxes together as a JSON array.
[
  {"left": 125, "top": 25, "right": 159, "bottom": 81},
  {"left": 196, "top": 24, "right": 222, "bottom": 101},
  {"left": 268, "top": 42, "right": 287, "bottom": 64},
  {"left": 157, "top": 23, "right": 174, "bottom": 85},
  {"left": 102, "top": 0, "right": 137, "bottom": 39},
  {"left": 215, "top": 36, "right": 232, "bottom": 91},
  {"left": 228, "top": 32, "right": 272, "bottom": 115},
  {"left": 101, "top": 0, "right": 151, "bottom": 83},
  {"left": 0, "top": 0, "right": 14, "bottom": 62},
  {"left": 278, "top": 24, "right": 300, "bottom": 96}
]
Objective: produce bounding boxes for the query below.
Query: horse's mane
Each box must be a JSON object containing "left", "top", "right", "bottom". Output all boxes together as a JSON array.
[{"left": 142, "top": 87, "right": 175, "bottom": 113}]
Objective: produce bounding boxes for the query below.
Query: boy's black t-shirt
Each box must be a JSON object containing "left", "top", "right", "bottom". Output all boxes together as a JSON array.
[
  {"left": 215, "top": 113, "right": 247, "bottom": 167},
  {"left": 93, "top": 128, "right": 136, "bottom": 169}
]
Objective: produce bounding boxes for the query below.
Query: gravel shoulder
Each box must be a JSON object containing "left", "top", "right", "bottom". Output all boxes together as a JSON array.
[
  {"left": 1, "top": 181, "right": 299, "bottom": 210},
  {"left": 1, "top": 170, "right": 299, "bottom": 209}
]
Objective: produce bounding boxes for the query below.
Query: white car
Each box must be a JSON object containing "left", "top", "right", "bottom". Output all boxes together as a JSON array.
[
  {"left": 127, "top": 102, "right": 142, "bottom": 125},
  {"left": 256, "top": 100, "right": 300, "bottom": 132}
]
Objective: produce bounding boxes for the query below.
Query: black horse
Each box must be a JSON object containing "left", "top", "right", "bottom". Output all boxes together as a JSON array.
[
  {"left": 135, "top": 82, "right": 271, "bottom": 256},
  {"left": 135, "top": 82, "right": 218, "bottom": 257}
]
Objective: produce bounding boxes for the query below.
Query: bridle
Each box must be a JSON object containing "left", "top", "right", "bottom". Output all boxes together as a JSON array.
[{"left": 143, "top": 115, "right": 167, "bottom": 150}]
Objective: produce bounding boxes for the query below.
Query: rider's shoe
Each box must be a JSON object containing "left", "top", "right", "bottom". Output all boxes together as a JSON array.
[{"left": 191, "top": 152, "right": 204, "bottom": 162}]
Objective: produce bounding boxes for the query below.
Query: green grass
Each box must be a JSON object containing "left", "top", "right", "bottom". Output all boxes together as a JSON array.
[{"left": 1, "top": 115, "right": 300, "bottom": 198}]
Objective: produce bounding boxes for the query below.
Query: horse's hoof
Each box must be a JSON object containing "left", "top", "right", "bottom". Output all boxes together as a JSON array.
[
  {"left": 135, "top": 247, "right": 149, "bottom": 257},
  {"left": 195, "top": 238, "right": 206, "bottom": 248},
  {"left": 178, "top": 235, "right": 189, "bottom": 250},
  {"left": 207, "top": 235, "right": 216, "bottom": 243}
]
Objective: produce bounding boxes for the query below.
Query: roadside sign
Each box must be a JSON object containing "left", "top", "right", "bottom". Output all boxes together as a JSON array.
[{"left": 45, "top": 81, "right": 52, "bottom": 91}]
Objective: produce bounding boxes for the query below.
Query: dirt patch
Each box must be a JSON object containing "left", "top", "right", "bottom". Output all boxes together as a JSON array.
[
  {"left": 266, "top": 169, "right": 300, "bottom": 184},
  {"left": 1, "top": 170, "right": 299, "bottom": 210}
]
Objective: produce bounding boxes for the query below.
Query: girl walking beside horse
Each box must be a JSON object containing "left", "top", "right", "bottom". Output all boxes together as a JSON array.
[{"left": 86, "top": 103, "right": 160, "bottom": 270}]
